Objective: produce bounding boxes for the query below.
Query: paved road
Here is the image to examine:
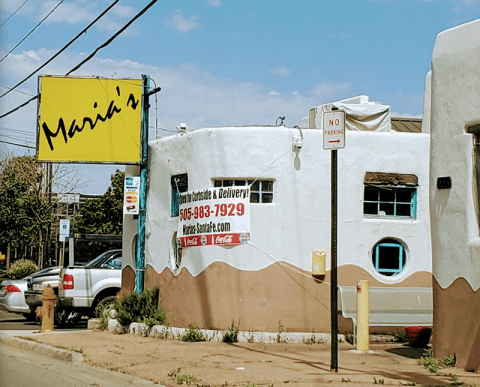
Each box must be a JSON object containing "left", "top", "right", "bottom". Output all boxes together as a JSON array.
[
  {"left": 0, "top": 310, "right": 88, "bottom": 331},
  {"left": 0, "top": 340, "right": 158, "bottom": 387}
]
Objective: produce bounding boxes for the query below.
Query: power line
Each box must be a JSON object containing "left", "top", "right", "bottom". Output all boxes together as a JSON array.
[
  {"left": 0, "top": 0, "right": 158, "bottom": 120},
  {"left": 0, "top": 134, "right": 35, "bottom": 143},
  {"left": 0, "top": 84, "right": 35, "bottom": 97},
  {"left": 0, "top": 0, "right": 30, "bottom": 28},
  {"left": 0, "top": 95, "right": 37, "bottom": 119},
  {"left": 0, "top": 0, "right": 121, "bottom": 100},
  {"left": 0, "top": 140, "right": 36, "bottom": 149},
  {"left": 0, "top": 0, "right": 66, "bottom": 65},
  {"left": 0, "top": 126, "right": 36, "bottom": 135},
  {"left": 66, "top": 0, "right": 158, "bottom": 75}
]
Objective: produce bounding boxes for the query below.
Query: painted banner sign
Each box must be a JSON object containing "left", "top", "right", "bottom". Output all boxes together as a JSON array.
[
  {"left": 178, "top": 187, "right": 251, "bottom": 247},
  {"left": 123, "top": 176, "right": 140, "bottom": 215},
  {"left": 37, "top": 76, "right": 143, "bottom": 163}
]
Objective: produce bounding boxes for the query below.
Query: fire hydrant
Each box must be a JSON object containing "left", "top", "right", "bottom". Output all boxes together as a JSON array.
[{"left": 40, "top": 284, "right": 56, "bottom": 333}]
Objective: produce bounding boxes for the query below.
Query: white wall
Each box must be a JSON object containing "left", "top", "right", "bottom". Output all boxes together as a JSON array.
[
  {"left": 126, "top": 126, "right": 431, "bottom": 284},
  {"left": 430, "top": 18, "right": 480, "bottom": 291}
]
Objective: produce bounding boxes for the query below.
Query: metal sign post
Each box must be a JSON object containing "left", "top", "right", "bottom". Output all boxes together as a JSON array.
[{"left": 323, "top": 110, "right": 345, "bottom": 372}]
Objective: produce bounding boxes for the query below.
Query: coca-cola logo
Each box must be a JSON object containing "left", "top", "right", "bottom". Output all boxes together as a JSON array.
[
  {"left": 186, "top": 238, "right": 198, "bottom": 246},
  {"left": 215, "top": 235, "right": 233, "bottom": 244}
]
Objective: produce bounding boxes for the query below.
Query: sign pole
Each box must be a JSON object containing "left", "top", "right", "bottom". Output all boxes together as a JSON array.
[
  {"left": 331, "top": 148, "right": 338, "bottom": 372},
  {"left": 322, "top": 109, "right": 345, "bottom": 373}
]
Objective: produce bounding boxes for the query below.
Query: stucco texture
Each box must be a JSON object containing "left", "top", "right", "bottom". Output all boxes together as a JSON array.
[
  {"left": 430, "top": 18, "right": 480, "bottom": 370},
  {"left": 140, "top": 262, "right": 431, "bottom": 333}
]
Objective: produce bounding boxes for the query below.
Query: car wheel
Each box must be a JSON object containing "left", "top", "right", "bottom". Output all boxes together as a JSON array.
[
  {"left": 54, "top": 307, "right": 82, "bottom": 327},
  {"left": 93, "top": 295, "right": 117, "bottom": 318},
  {"left": 22, "top": 312, "right": 37, "bottom": 321}
]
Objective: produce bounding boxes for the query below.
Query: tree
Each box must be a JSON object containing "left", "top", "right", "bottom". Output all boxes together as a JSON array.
[
  {"left": 0, "top": 156, "right": 54, "bottom": 266},
  {"left": 0, "top": 154, "right": 85, "bottom": 268},
  {"left": 71, "top": 170, "right": 124, "bottom": 260},
  {"left": 72, "top": 170, "right": 125, "bottom": 235}
]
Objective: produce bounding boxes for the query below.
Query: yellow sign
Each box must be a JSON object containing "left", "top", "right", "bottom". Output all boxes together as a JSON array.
[{"left": 37, "top": 76, "right": 143, "bottom": 164}]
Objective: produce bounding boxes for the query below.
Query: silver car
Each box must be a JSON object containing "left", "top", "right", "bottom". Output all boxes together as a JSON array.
[{"left": 0, "top": 271, "right": 50, "bottom": 320}]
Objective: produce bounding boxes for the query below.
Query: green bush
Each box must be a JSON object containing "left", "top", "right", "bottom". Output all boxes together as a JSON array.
[
  {"left": 222, "top": 320, "right": 240, "bottom": 343},
  {"left": 181, "top": 324, "right": 205, "bottom": 342},
  {"left": 7, "top": 259, "right": 38, "bottom": 279},
  {"left": 115, "top": 287, "right": 166, "bottom": 328}
]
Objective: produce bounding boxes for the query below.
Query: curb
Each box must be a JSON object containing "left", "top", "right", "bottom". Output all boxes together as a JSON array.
[
  {"left": 92, "top": 318, "right": 398, "bottom": 344},
  {"left": 0, "top": 332, "right": 84, "bottom": 363}
]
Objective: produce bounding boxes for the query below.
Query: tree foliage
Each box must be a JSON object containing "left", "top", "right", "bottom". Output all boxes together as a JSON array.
[
  {"left": 0, "top": 156, "right": 53, "bottom": 252},
  {"left": 72, "top": 170, "right": 125, "bottom": 235}
]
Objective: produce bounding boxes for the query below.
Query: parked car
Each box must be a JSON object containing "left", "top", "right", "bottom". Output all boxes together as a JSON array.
[
  {"left": 58, "top": 249, "right": 122, "bottom": 318},
  {"left": 25, "top": 264, "right": 90, "bottom": 326},
  {"left": 0, "top": 267, "right": 58, "bottom": 320}
]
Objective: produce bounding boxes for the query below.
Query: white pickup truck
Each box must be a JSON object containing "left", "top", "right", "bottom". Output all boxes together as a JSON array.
[{"left": 58, "top": 249, "right": 122, "bottom": 317}]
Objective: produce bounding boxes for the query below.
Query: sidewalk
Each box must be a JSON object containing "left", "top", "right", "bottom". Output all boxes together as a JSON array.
[{"left": 1, "top": 327, "right": 479, "bottom": 387}]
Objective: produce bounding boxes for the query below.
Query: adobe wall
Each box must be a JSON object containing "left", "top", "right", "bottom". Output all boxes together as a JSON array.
[
  {"left": 122, "top": 125, "right": 431, "bottom": 334},
  {"left": 430, "top": 18, "right": 480, "bottom": 371}
]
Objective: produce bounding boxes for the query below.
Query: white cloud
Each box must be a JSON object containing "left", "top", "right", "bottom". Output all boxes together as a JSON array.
[
  {"left": 269, "top": 90, "right": 281, "bottom": 96},
  {"left": 165, "top": 9, "right": 200, "bottom": 33},
  {"left": 207, "top": 0, "right": 223, "bottom": 7},
  {"left": 40, "top": 1, "right": 96, "bottom": 24},
  {"left": 271, "top": 67, "right": 291, "bottom": 77},
  {"left": 111, "top": 5, "right": 136, "bottom": 18},
  {"left": 310, "top": 82, "right": 352, "bottom": 100}
]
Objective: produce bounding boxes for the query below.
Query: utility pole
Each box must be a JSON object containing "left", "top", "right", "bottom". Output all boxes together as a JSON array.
[{"left": 135, "top": 74, "right": 161, "bottom": 294}]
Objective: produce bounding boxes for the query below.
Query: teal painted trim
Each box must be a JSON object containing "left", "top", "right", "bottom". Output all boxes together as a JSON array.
[
  {"left": 135, "top": 74, "right": 150, "bottom": 294},
  {"left": 411, "top": 189, "right": 418, "bottom": 218},
  {"left": 375, "top": 242, "right": 404, "bottom": 274}
]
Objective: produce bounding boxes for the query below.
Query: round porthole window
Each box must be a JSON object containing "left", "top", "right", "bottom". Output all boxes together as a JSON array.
[{"left": 372, "top": 238, "right": 407, "bottom": 276}]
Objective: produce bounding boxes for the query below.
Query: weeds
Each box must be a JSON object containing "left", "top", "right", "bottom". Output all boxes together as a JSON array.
[
  {"left": 419, "top": 349, "right": 458, "bottom": 373},
  {"left": 446, "top": 374, "right": 464, "bottom": 386},
  {"left": 344, "top": 332, "right": 354, "bottom": 345},
  {"left": 393, "top": 331, "right": 408, "bottom": 342},
  {"left": 443, "top": 354, "right": 457, "bottom": 368},
  {"left": 222, "top": 320, "right": 240, "bottom": 343},
  {"left": 168, "top": 368, "right": 210, "bottom": 386},
  {"left": 276, "top": 323, "right": 287, "bottom": 343},
  {"left": 419, "top": 349, "right": 441, "bottom": 373},
  {"left": 341, "top": 378, "right": 351, "bottom": 382},
  {"left": 181, "top": 324, "right": 205, "bottom": 342},
  {"left": 373, "top": 377, "right": 385, "bottom": 385}
]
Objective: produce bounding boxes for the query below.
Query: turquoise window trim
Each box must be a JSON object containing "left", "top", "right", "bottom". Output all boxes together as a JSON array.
[
  {"left": 411, "top": 189, "right": 417, "bottom": 218},
  {"left": 374, "top": 242, "right": 404, "bottom": 274},
  {"left": 364, "top": 185, "right": 417, "bottom": 219},
  {"left": 171, "top": 188, "right": 180, "bottom": 217}
]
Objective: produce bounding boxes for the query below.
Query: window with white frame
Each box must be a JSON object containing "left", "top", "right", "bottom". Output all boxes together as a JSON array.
[
  {"left": 213, "top": 179, "right": 274, "bottom": 203},
  {"left": 372, "top": 238, "right": 407, "bottom": 276},
  {"left": 363, "top": 173, "right": 418, "bottom": 218}
]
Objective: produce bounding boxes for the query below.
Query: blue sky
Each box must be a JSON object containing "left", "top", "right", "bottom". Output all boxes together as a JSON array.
[{"left": 1, "top": 0, "right": 479, "bottom": 194}]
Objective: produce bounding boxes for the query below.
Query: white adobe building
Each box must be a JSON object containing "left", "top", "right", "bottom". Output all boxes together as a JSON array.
[
  {"left": 429, "top": 18, "right": 480, "bottom": 371},
  {"left": 121, "top": 96, "right": 431, "bottom": 334}
]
